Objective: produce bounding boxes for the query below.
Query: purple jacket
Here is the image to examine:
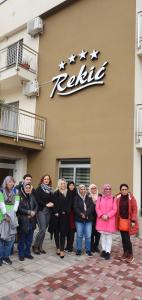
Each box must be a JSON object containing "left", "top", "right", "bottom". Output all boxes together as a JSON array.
[{"left": 96, "top": 195, "right": 117, "bottom": 233}]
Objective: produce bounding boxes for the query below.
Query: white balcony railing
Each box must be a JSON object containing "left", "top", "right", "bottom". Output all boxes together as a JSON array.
[
  {"left": 0, "top": 41, "right": 38, "bottom": 74},
  {"left": 137, "top": 12, "right": 142, "bottom": 51},
  {"left": 0, "top": 104, "right": 46, "bottom": 146},
  {"left": 136, "top": 104, "right": 142, "bottom": 144}
]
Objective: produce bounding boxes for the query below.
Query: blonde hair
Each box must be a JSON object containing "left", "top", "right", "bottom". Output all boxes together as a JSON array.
[{"left": 57, "top": 178, "right": 67, "bottom": 191}]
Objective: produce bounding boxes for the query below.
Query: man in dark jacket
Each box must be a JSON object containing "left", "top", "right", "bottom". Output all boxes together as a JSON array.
[
  {"left": 74, "top": 184, "right": 94, "bottom": 256},
  {"left": 16, "top": 174, "right": 35, "bottom": 195}
]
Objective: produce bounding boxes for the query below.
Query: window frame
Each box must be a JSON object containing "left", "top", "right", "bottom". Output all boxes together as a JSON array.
[{"left": 58, "top": 159, "right": 91, "bottom": 186}]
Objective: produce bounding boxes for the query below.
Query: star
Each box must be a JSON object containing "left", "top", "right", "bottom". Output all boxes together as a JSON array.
[
  {"left": 79, "top": 50, "right": 88, "bottom": 60},
  {"left": 68, "top": 54, "right": 76, "bottom": 64},
  {"left": 90, "top": 50, "right": 100, "bottom": 60},
  {"left": 58, "top": 61, "right": 66, "bottom": 70}
]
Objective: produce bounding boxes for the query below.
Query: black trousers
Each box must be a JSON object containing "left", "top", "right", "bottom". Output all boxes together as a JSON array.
[
  {"left": 54, "top": 229, "right": 66, "bottom": 251},
  {"left": 66, "top": 228, "right": 75, "bottom": 251},
  {"left": 120, "top": 231, "right": 133, "bottom": 255},
  {"left": 91, "top": 222, "right": 100, "bottom": 251}
]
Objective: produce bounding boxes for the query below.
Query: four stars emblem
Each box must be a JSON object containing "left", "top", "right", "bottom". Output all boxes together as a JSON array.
[{"left": 58, "top": 49, "right": 100, "bottom": 70}]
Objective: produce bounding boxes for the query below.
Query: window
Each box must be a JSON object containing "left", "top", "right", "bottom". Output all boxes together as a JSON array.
[
  {"left": 7, "top": 40, "right": 23, "bottom": 67},
  {"left": 137, "top": 12, "right": 142, "bottom": 49},
  {"left": 58, "top": 159, "right": 90, "bottom": 187}
]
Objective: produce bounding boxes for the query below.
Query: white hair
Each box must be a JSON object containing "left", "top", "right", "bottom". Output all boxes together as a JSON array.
[{"left": 2, "top": 176, "right": 15, "bottom": 189}]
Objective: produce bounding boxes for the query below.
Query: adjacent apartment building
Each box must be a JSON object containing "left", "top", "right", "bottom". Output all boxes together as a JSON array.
[{"left": 0, "top": 0, "right": 142, "bottom": 233}]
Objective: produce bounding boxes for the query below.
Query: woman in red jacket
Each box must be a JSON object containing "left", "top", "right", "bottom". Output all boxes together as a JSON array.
[{"left": 116, "top": 183, "right": 138, "bottom": 263}]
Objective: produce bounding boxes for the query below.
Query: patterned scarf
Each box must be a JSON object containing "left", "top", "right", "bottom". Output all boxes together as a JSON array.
[
  {"left": 2, "top": 188, "right": 16, "bottom": 205},
  {"left": 41, "top": 184, "right": 52, "bottom": 194}
]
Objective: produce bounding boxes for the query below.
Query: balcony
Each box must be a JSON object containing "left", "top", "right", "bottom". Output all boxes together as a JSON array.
[
  {"left": 0, "top": 41, "right": 38, "bottom": 86},
  {"left": 137, "top": 12, "right": 142, "bottom": 55},
  {"left": 136, "top": 104, "right": 142, "bottom": 146},
  {"left": 0, "top": 103, "right": 46, "bottom": 149}
]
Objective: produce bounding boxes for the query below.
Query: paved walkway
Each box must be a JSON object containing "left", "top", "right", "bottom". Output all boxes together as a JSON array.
[{"left": 0, "top": 234, "right": 142, "bottom": 300}]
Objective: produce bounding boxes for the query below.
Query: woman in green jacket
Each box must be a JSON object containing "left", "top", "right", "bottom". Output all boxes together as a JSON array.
[{"left": 0, "top": 176, "right": 20, "bottom": 266}]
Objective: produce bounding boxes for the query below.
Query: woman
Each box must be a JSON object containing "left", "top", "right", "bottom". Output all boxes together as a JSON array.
[
  {"left": 0, "top": 176, "right": 19, "bottom": 265},
  {"left": 65, "top": 181, "right": 77, "bottom": 252},
  {"left": 74, "top": 184, "right": 94, "bottom": 256},
  {"left": 96, "top": 184, "right": 117, "bottom": 260},
  {"left": 52, "top": 178, "right": 70, "bottom": 258},
  {"left": 89, "top": 184, "right": 101, "bottom": 253},
  {"left": 18, "top": 183, "right": 38, "bottom": 261},
  {"left": 33, "top": 174, "right": 54, "bottom": 254},
  {"left": 116, "top": 183, "right": 138, "bottom": 263}
]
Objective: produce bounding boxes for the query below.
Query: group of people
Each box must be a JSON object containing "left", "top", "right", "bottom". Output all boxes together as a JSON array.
[{"left": 0, "top": 173, "right": 138, "bottom": 266}]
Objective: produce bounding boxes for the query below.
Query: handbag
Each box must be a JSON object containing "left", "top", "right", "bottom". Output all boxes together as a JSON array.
[{"left": 119, "top": 217, "right": 129, "bottom": 231}]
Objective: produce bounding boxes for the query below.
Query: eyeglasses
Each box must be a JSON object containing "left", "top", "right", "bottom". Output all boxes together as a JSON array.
[
  {"left": 105, "top": 188, "right": 111, "bottom": 190},
  {"left": 121, "top": 188, "right": 128, "bottom": 191}
]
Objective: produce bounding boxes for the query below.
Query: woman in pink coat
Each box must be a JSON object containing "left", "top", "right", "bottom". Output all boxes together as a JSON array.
[{"left": 96, "top": 184, "right": 117, "bottom": 260}]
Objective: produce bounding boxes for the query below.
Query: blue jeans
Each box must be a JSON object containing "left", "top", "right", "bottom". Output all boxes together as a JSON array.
[
  {"left": 0, "top": 238, "right": 14, "bottom": 258},
  {"left": 75, "top": 221, "right": 92, "bottom": 252},
  {"left": 18, "top": 228, "right": 34, "bottom": 257}
]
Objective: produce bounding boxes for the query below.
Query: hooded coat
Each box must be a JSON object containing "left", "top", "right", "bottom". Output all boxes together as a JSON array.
[{"left": 96, "top": 195, "right": 117, "bottom": 233}]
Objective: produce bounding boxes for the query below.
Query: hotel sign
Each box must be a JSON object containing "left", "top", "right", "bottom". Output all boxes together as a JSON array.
[{"left": 50, "top": 49, "right": 109, "bottom": 98}]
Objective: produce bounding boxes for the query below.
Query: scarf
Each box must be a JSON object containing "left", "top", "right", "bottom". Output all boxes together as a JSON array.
[
  {"left": 90, "top": 193, "right": 98, "bottom": 204},
  {"left": 21, "top": 186, "right": 30, "bottom": 201},
  {"left": 41, "top": 183, "right": 52, "bottom": 194},
  {"left": 2, "top": 188, "right": 15, "bottom": 205},
  {"left": 78, "top": 192, "right": 87, "bottom": 211}
]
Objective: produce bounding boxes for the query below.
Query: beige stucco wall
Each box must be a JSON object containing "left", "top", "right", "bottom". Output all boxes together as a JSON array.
[{"left": 28, "top": 0, "right": 136, "bottom": 192}]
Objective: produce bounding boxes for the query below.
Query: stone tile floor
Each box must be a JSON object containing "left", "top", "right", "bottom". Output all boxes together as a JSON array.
[{"left": 0, "top": 234, "right": 142, "bottom": 300}]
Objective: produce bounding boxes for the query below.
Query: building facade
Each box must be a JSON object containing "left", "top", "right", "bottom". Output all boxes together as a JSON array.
[{"left": 28, "top": 0, "right": 135, "bottom": 190}]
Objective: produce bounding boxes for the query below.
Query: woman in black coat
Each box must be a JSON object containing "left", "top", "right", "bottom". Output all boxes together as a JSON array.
[
  {"left": 18, "top": 183, "right": 38, "bottom": 261},
  {"left": 65, "top": 181, "right": 77, "bottom": 252},
  {"left": 33, "top": 174, "right": 54, "bottom": 254},
  {"left": 52, "top": 179, "right": 70, "bottom": 258}
]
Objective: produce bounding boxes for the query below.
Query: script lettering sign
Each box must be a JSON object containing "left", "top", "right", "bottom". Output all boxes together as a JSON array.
[{"left": 50, "top": 50, "right": 109, "bottom": 98}]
